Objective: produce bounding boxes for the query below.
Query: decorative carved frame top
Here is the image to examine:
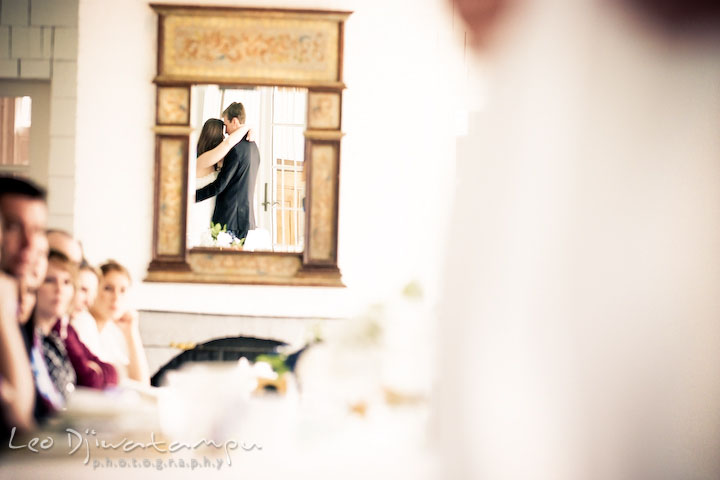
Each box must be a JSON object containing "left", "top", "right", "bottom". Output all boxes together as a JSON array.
[{"left": 146, "top": 5, "right": 350, "bottom": 287}]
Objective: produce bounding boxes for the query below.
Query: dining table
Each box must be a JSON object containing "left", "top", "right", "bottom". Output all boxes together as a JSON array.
[{"left": 1, "top": 360, "right": 437, "bottom": 479}]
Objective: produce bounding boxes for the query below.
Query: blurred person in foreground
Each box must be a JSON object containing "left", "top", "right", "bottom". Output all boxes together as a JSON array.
[
  {"left": 0, "top": 210, "right": 35, "bottom": 435},
  {"left": 0, "top": 176, "right": 50, "bottom": 430},
  {"left": 0, "top": 176, "right": 49, "bottom": 431},
  {"left": 0, "top": 177, "right": 47, "bottom": 283},
  {"left": 0, "top": 177, "right": 48, "bottom": 324},
  {"left": 438, "top": 0, "right": 720, "bottom": 479}
]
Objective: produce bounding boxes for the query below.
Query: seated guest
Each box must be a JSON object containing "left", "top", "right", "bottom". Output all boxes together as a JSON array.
[
  {"left": 0, "top": 176, "right": 47, "bottom": 283},
  {"left": 47, "top": 229, "right": 83, "bottom": 265},
  {"left": 0, "top": 176, "right": 53, "bottom": 422},
  {"left": 0, "top": 274, "right": 35, "bottom": 435},
  {"left": 70, "top": 261, "right": 109, "bottom": 367},
  {"left": 83, "top": 261, "right": 150, "bottom": 384},
  {"left": 0, "top": 176, "right": 48, "bottom": 326},
  {"left": 31, "top": 251, "right": 117, "bottom": 399},
  {"left": 0, "top": 213, "right": 35, "bottom": 434},
  {"left": 72, "top": 260, "right": 99, "bottom": 318},
  {"left": 17, "top": 236, "right": 48, "bottom": 325}
]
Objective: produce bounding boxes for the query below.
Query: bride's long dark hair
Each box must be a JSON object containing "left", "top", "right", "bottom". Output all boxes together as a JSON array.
[{"left": 196, "top": 118, "right": 224, "bottom": 165}]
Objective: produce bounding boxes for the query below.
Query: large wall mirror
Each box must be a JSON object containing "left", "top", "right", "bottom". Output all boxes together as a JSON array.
[{"left": 145, "top": 5, "right": 350, "bottom": 287}]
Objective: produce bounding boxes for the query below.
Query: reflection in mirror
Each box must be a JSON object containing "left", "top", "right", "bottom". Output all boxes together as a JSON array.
[
  {"left": 187, "top": 85, "right": 307, "bottom": 253},
  {"left": 0, "top": 96, "right": 32, "bottom": 166}
]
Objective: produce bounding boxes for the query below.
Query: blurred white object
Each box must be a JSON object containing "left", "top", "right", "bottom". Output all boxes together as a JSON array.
[
  {"left": 236, "top": 356, "right": 279, "bottom": 387},
  {"left": 381, "top": 286, "right": 434, "bottom": 398},
  {"left": 438, "top": 0, "right": 720, "bottom": 479},
  {"left": 215, "top": 231, "right": 233, "bottom": 247},
  {"left": 157, "top": 363, "right": 252, "bottom": 442},
  {"left": 157, "top": 359, "right": 297, "bottom": 451},
  {"left": 242, "top": 228, "right": 272, "bottom": 251}
]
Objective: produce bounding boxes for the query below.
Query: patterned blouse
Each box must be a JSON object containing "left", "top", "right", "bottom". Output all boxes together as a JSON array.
[{"left": 38, "top": 328, "right": 76, "bottom": 400}]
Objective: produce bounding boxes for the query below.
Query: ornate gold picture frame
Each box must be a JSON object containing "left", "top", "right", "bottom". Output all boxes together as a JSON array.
[{"left": 146, "top": 5, "right": 350, "bottom": 286}]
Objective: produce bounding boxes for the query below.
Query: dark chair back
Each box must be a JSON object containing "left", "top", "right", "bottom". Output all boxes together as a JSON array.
[{"left": 150, "top": 336, "right": 287, "bottom": 387}]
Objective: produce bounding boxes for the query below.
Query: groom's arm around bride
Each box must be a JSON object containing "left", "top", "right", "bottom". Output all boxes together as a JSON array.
[{"left": 195, "top": 145, "right": 248, "bottom": 203}]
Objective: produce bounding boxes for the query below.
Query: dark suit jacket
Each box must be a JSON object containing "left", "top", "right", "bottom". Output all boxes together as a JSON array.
[{"left": 195, "top": 137, "right": 260, "bottom": 240}]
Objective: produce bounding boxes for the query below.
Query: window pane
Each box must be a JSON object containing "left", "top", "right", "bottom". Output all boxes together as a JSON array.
[{"left": 0, "top": 96, "right": 31, "bottom": 166}]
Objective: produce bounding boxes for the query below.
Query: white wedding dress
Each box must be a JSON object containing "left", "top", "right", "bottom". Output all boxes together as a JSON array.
[{"left": 188, "top": 171, "right": 218, "bottom": 247}]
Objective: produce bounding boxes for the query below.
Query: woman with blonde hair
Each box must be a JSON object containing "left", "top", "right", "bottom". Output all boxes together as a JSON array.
[{"left": 84, "top": 261, "right": 150, "bottom": 385}]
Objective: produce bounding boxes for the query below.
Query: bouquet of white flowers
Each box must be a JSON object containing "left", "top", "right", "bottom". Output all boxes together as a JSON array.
[{"left": 199, "top": 222, "right": 244, "bottom": 248}]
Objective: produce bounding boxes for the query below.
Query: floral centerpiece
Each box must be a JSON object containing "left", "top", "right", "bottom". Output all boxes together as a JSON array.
[{"left": 199, "top": 222, "right": 245, "bottom": 249}]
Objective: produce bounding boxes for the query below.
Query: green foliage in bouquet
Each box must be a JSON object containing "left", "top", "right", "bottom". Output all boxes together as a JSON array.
[
  {"left": 255, "top": 353, "right": 290, "bottom": 375},
  {"left": 210, "top": 221, "right": 228, "bottom": 241}
]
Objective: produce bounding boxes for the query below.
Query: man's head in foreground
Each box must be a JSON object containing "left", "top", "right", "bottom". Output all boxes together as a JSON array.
[{"left": 0, "top": 176, "right": 48, "bottom": 282}]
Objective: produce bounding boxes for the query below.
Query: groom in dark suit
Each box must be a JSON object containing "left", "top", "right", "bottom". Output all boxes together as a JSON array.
[{"left": 195, "top": 102, "right": 261, "bottom": 241}]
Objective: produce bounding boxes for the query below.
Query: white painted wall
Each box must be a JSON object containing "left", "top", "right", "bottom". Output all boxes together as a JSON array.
[{"left": 74, "top": 0, "right": 464, "bottom": 317}]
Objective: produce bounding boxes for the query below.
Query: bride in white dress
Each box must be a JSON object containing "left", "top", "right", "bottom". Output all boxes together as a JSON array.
[{"left": 189, "top": 118, "right": 251, "bottom": 247}]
